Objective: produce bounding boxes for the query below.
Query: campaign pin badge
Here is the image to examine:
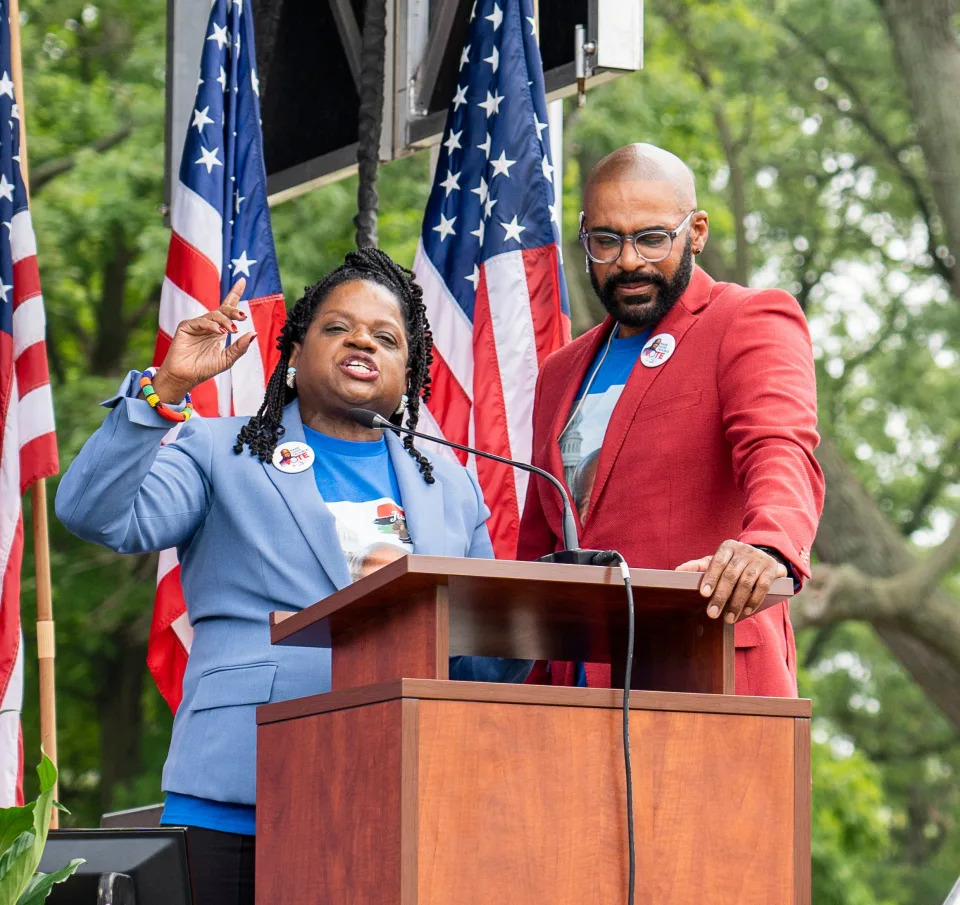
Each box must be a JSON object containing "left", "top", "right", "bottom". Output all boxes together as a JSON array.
[
  {"left": 272, "top": 441, "right": 315, "bottom": 474},
  {"left": 640, "top": 333, "right": 676, "bottom": 368}
]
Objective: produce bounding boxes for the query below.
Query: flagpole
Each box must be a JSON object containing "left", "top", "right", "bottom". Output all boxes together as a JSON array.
[{"left": 9, "top": 0, "right": 59, "bottom": 824}]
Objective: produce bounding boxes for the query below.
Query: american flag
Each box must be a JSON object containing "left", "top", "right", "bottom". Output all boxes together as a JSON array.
[
  {"left": 0, "top": 4, "right": 58, "bottom": 804},
  {"left": 149, "top": 0, "right": 286, "bottom": 712},
  {"left": 413, "top": 0, "right": 569, "bottom": 558}
]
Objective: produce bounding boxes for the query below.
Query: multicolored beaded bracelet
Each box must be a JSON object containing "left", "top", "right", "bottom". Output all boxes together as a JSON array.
[{"left": 139, "top": 367, "right": 193, "bottom": 423}]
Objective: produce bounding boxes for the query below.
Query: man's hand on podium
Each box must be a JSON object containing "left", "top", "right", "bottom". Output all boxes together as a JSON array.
[{"left": 675, "top": 539, "right": 788, "bottom": 625}]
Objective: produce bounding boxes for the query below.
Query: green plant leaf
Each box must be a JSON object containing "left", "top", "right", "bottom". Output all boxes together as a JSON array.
[
  {"left": 0, "top": 754, "right": 60, "bottom": 904},
  {"left": 0, "top": 813, "right": 35, "bottom": 874},
  {"left": 0, "top": 832, "right": 36, "bottom": 883},
  {"left": 16, "top": 860, "right": 85, "bottom": 905}
]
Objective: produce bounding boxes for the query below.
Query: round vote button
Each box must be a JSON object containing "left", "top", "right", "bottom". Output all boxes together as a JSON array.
[
  {"left": 271, "top": 441, "right": 315, "bottom": 474},
  {"left": 640, "top": 333, "right": 676, "bottom": 368}
]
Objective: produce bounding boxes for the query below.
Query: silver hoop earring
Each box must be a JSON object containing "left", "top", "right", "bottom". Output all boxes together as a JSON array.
[
  {"left": 285, "top": 366, "right": 297, "bottom": 389},
  {"left": 395, "top": 394, "right": 408, "bottom": 416}
]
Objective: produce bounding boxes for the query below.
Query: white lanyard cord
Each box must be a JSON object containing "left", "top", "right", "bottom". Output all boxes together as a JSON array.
[{"left": 559, "top": 323, "right": 620, "bottom": 439}]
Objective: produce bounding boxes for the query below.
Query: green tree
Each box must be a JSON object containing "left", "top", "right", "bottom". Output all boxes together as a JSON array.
[
  {"left": 564, "top": 0, "right": 960, "bottom": 900},
  {"left": 20, "top": 0, "right": 169, "bottom": 824},
  {"left": 17, "top": 0, "right": 433, "bottom": 825},
  {"left": 16, "top": 1, "right": 960, "bottom": 901}
]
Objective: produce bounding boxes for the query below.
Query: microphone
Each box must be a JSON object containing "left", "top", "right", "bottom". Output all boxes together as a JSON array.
[{"left": 347, "top": 407, "right": 613, "bottom": 565}]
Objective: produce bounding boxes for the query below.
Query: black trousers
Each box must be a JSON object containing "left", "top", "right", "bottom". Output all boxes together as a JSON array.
[{"left": 186, "top": 827, "right": 256, "bottom": 905}]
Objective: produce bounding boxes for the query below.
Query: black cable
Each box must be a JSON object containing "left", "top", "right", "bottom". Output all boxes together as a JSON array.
[{"left": 593, "top": 550, "right": 635, "bottom": 905}]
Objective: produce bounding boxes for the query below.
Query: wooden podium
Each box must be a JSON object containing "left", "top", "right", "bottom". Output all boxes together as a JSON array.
[{"left": 256, "top": 556, "right": 810, "bottom": 905}]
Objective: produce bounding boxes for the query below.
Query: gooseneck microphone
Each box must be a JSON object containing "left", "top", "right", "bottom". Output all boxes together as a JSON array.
[{"left": 346, "top": 407, "right": 609, "bottom": 565}]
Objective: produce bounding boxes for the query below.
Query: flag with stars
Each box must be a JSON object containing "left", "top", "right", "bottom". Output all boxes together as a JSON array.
[
  {"left": 0, "top": 2, "right": 58, "bottom": 805},
  {"left": 150, "top": 0, "right": 286, "bottom": 712},
  {"left": 413, "top": 0, "right": 569, "bottom": 558}
]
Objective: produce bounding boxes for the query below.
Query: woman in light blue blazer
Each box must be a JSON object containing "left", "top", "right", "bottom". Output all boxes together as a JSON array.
[{"left": 56, "top": 249, "right": 527, "bottom": 905}]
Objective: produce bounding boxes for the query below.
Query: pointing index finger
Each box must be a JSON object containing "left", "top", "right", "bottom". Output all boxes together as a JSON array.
[{"left": 223, "top": 278, "right": 246, "bottom": 308}]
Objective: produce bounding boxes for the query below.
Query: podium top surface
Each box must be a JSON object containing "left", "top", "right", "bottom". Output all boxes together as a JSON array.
[
  {"left": 257, "top": 678, "right": 811, "bottom": 725},
  {"left": 270, "top": 555, "right": 793, "bottom": 656}
]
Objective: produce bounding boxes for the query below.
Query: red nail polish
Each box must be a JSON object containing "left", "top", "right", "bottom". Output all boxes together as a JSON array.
[{"left": 231, "top": 324, "right": 238, "bottom": 333}]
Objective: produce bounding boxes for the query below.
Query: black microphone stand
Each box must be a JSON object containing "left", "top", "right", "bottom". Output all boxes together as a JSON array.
[{"left": 346, "top": 408, "right": 610, "bottom": 565}]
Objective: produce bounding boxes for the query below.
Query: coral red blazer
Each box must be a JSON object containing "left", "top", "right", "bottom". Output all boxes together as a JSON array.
[{"left": 517, "top": 267, "right": 825, "bottom": 696}]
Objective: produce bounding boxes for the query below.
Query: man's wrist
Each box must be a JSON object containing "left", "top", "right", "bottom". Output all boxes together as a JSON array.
[{"left": 752, "top": 545, "right": 792, "bottom": 572}]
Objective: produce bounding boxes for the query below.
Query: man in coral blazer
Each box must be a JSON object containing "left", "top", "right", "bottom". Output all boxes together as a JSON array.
[{"left": 517, "top": 143, "right": 824, "bottom": 696}]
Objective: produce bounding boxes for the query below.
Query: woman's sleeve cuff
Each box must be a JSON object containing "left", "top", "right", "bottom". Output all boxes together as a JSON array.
[{"left": 99, "top": 370, "right": 189, "bottom": 427}]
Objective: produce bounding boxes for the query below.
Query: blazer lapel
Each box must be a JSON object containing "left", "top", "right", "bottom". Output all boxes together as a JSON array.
[
  {"left": 386, "top": 430, "right": 447, "bottom": 555},
  {"left": 584, "top": 267, "right": 716, "bottom": 523},
  {"left": 261, "top": 401, "right": 352, "bottom": 590}
]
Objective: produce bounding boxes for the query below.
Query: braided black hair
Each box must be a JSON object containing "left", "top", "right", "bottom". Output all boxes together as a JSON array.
[{"left": 234, "top": 247, "right": 436, "bottom": 483}]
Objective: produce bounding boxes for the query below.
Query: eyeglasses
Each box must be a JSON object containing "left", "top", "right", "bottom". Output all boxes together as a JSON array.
[{"left": 579, "top": 210, "right": 696, "bottom": 264}]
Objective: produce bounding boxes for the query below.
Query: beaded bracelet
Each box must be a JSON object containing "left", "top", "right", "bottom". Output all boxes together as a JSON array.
[{"left": 139, "top": 367, "right": 193, "bottom": 423}]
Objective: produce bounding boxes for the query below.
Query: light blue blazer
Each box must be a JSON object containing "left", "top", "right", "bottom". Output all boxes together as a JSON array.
[{"left": 55, "top": 372, "right": 499, "bottom": 807}]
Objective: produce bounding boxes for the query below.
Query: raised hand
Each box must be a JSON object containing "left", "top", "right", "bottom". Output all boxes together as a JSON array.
[{"left": 151, "top": 279, "right": 256, "bottom": 403}]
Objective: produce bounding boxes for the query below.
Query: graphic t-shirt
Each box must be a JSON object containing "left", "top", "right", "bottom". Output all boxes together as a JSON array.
[
  {"left": 303, "top": 425, "right": 413, "bottom": 581},
  {"left": 559, "top": 326, "right": 651, "bottom": 517}
]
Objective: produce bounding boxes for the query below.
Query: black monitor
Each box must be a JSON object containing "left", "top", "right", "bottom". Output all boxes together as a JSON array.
[
  {"left": 38, "top": 829, "right": 192, "bottom": 905},
  {"left": 164, "top": 0, "right": 642, "bottom": 205}
]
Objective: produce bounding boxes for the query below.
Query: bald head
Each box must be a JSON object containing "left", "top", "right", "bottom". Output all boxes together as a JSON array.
[{"left": 584, "top": 143, "right": 697, "bottom": 212}]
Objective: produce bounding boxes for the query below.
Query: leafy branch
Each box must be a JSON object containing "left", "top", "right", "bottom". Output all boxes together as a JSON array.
[{"left": 31, "top": 125, "right": 135, "bottom": 195}]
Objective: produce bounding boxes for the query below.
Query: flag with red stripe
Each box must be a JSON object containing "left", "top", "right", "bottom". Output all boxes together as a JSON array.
[
  {"left": 413, "top": 0, "right": 569, "bottom": 558},
  {"left": 0, "top": 5, "right": 58, "bottom": 805},
  {"left": 149, "top": 0, "right": 285, "bottom": 712}
]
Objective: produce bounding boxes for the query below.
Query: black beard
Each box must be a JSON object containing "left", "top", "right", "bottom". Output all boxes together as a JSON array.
[{"left": 590, "top": 234, "right": 694, "bottom": 330}]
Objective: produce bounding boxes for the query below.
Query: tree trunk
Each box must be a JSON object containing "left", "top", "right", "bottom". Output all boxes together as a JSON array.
[
  {"left": 800, "top": 438, "right": 960, "bottom": 729},
  {"left": 566, "top": 140, "right": 610, "bottom": 336},
  {"left": 95, "top": 635, "right": 146, "bottom": 814},
  {"left": 878, "top": 0, "right": 960, "bottom": 298},
  {"left": 91, "top": 224, "right": 133, "bottom": 375},
  {"left": 699, "top": 89, "right": 749, "bottom": 285}
]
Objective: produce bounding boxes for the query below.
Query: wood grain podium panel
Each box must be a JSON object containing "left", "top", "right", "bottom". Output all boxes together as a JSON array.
[
  {"left": 256, "top": 682, "right": 807, "bottom": 905},
  {"left": 257, "top": 700, "right": 406, "bottom": 905},
  {"left": 415, "top": 700, "right": 795, "bottom": 905},
  {"left": 330, "top": 586, "right": 450, "bottom": 690}
]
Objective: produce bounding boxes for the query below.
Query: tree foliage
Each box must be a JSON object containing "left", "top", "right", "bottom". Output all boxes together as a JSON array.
[{"left": 15, "top": 0, "right": 960, "bottom": 901}]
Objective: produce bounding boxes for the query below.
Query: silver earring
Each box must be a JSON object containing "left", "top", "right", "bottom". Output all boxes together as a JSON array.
[
  {"left": 584, "top": 255, "right": 590, "bottom": 274},
  {"left": 395, "top": 394, "right": 408, "bottom": 416},
  {"left": 286, "top": 366, "right": 297, "bottom": 389}
]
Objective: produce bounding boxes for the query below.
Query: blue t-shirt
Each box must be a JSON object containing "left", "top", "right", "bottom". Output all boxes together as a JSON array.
[
  {"left": 162, "top": 792, "right": 256, "bottom": 837},
  {"left": 303, "top": 426, "right": 413, "bottom": 579},
  {"left": 162, "top": 426, "right": 412, "bottom": 836},
  {"left": 558, "top": 326, "right": 649, "bottom": 689},
  {"left": 559, "top": 326, "right": 651, "bottom": 518}
]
